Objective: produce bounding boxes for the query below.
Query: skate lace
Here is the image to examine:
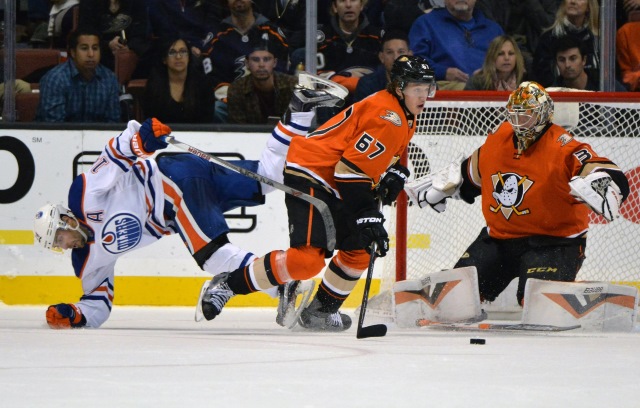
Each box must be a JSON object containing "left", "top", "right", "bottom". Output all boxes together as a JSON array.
[
  {"left": 206, "top": 283, "right": 234, "bottom": 310},
  {"left": 327, "top": 312, "right": 343, "bottom": 328}
]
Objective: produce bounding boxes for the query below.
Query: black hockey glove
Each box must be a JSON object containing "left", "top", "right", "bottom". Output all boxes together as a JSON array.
[
  {"left": 378, "top": 163, "right": 410, "bottom": 206},
  {"left": 356, "top": 210, "right": 389, "bottom": 257}
]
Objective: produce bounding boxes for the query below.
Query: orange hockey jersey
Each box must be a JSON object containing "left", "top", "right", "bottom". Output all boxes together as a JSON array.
[
  {"left": 465, "top": 121, "right": 622, "bottom": 239},
  {"left": 285, "top": 90, "right": 415, "bottom": 198}
]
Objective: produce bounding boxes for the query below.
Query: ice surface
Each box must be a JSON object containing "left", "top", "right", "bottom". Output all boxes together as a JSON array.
[{"left": 1, "top": 306, "right": 639, "bottom": 408}]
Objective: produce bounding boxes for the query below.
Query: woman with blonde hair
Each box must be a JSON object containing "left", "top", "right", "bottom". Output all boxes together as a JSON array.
[
  {"left": 464, "top": 35, "right": 526, "bottom": 91},
  {"left": 532, "top": 0, "right": 600, "bottom": 87}
]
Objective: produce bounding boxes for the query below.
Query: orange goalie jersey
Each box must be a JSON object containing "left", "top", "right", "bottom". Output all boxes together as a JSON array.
[
  {"left": 465, "top": 122, "right": 622, "bottom": 239},
  {"left": 285, "top": 90, "right": 416, "bottom": 197}
]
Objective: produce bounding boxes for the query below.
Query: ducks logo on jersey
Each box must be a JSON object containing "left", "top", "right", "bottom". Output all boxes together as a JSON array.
[{"left": 489, "top": 172, "right": 534, "bottom": 220}]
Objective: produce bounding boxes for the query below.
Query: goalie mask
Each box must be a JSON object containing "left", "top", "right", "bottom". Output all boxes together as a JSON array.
[
  {"left": 34, "top": 204, "right": 87, "bottom": 252},
  {"left": 506, "top": 81, "right": 554, "bottom": 151},
  {"left": 390, "top": 55, "right": 436, "bottom": 97}
]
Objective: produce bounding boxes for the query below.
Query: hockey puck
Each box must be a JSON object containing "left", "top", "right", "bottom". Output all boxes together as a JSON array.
[{"left": 470, "top": 338, "right": 486, "bottom": 345}]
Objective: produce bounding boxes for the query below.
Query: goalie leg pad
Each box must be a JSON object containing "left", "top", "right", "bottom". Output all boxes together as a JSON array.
[
  {"left": 393, "top": 266, "right": 483, "bottom": 328},
  {"left": 522, "top": 278, "right": 639, "bottom": 332}
]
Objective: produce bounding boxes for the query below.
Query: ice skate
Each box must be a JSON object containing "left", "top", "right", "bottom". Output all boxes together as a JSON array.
[
  {"left": 195, "top": 273, "right": 235, "bottom": 322},
  {"left": 288, "top": 72, "right": 348, "bottom": 113},
  {"left": 276, "top": 280, "right": 315, "bottom": 329},
  {"left": 297, "top": 298, "right": 352, "bottom": 332}
]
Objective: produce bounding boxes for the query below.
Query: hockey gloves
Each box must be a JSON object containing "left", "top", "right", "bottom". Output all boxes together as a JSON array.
[
  {"left": 379, "top": 163, "right": 410, "bottom": 206},
  {"left": 46, "top": 303, "right": 87, "bottom": 329},
  {"left": 569, "top": 172, "right": 622, "bottom": 222},
  {"left": 132, "top": 118, "right": 172, "bottom": 158},
  {"left": 356, "top": 210, "right": 389, "bottom": 257}
]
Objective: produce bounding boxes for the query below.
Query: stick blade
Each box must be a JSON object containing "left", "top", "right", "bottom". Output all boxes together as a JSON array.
[{"left": 356, "top": 324, "right": 388, "bottom": 339}]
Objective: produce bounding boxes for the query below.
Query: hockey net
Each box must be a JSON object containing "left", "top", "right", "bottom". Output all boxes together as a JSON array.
[{"left": 371, "top": 91, "right": 640, "bottom": 320}]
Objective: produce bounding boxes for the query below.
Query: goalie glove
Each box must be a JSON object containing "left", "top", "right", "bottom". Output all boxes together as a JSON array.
[
  {"left": 569, "top": 172, "right": 622, "bottom": 222},
  {"left": 404, "top": 154, "right": 464, "bottom": 212},
  {"left": 46, "top": 303, "right": 87, "bottom": 329},
  {"left": 378, "top": 163, "right": 410, "bottom": 205}
]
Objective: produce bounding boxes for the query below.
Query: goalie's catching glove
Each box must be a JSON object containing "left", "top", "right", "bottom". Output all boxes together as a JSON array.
[
  {"left": 131, "top": 118, "right": 172, "bottom": 158},
  {"left": 356, "top": 210, "right": 389, "bottom": 257},
  {"left": 404, "top": 154, "right": 464, "bottom": 212},
  {"left": 378, "top": 163, "right": 410, "bottom": 205},
  {"left": 46, "top": 303, "right": 87, "bottom": 329},
  {"left": 569, "top": 172, "right": 622, "bottom": 222}
]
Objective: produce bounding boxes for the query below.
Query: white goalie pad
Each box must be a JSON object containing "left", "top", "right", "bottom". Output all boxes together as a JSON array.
[
  {"left": 392, "top": 266, "right": 483, "bottom": 328},
  {"left": 522, "top": 279, "right": 639, "bottom": 332}
]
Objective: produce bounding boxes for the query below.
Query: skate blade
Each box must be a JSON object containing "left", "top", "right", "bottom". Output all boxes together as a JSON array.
[
  {"left": 194, "top": 279, "right": 211, "bottom": 322},
  {"left": 283, "top": 280, "right": 315, "bottom": 329},
  {"left": 298, "top": 72, "right": 348, "bottom": 100}
]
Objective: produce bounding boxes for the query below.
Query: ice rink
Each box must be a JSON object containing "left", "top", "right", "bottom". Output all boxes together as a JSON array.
[{"left": 1, "top": 305, "right": 639, "bottom": 408}]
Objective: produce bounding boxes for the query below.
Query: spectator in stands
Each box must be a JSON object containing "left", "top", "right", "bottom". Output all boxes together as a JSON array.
[
  {"left": 78, "top": 0, "right": 151, "bottom": 74},
  {"left": 227, "top": 39, "right": 298, "bottom": 124},
  {"left": 147, "top": 0, "right": 221, "bottom": 56},
  {"left": 464, "top": 35, "right": 526, "bottom": 91},
  {"left": 47, "top": 0, "right": 80, "bottom": 48},
  {"left": 36, "top": 28, "right": 121, "bottom": 122},
  {"left": 382, "top": 0, "right": 440, "bottom": 32},
  {"left": 617, "top": 0, "right": 640, "bottom": 30},
  {"left": 475, "top": 0, "right": 557, "bottom": 75},
  {"left": 532, "top": 0, "right": 600, "bottom": 88},
  {"left": 200, "top": 0, "right": 288, "bottom": 123},
  {"left": 353, "top": 29, "right": 411, "bottom": 102},
  {"left": 616, "top": 21, "right": 640, "bottom": 91},
  {"left": 142, "top": 36, "right": 215, "bottom": 123},
  {"left": 293, "top": 0, "right": 383, "bottom": 94},
  {"left": 408, "top": 0, "right": 504, "bottom": 90},
  {"left": 550, "top": 36, "right": 626, "bottom": 92},
  {"left": 253, "top": 0, "right": 307, "bottom": 50}
]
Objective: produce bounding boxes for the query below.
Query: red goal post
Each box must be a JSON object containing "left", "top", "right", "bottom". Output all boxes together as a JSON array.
[{"left": 385, "top": 90, "right": 640, "bottom": 304}]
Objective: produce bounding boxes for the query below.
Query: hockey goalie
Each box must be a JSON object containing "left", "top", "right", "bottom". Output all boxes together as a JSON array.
[{"left": 402, "top": 81, "right": 636, "bottom": 331}]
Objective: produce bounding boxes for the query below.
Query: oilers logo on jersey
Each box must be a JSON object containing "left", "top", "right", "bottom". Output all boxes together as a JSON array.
[
  {"left": 489, "top": 172, "right": 534, "bottom": 219},
  {"left": 101, "top": 213, "right": 143, "bottom": 254}
]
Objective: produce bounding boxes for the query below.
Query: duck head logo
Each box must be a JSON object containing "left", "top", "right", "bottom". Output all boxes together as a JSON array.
[{"left": 490, "top": 172, "right": 534, "bottom": 219}]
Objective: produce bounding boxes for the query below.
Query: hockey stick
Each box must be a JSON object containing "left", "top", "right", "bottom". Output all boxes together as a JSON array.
[
  {"left": 356, "top": 201, "right": 388, "bottom": 339},
  {"left": 162, "top": 135, "right": 336, "bottom": 251}
]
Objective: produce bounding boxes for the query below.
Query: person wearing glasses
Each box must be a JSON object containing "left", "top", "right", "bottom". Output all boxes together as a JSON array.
[
  {"left": 408, "top": 0, "right": 503, "bottom": 90},
  {"left": 227, "top": 39, "right": 298, "bottom": 124},
  {"left": 142, "top": 36, "right": 215, "bottom": 123}
]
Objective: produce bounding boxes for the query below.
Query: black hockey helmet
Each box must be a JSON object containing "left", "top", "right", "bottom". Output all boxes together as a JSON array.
[{"left": 390, "top": 55, "right": 436, "bottom": 92}]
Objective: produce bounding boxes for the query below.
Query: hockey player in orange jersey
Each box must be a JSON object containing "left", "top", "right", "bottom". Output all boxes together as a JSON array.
[
  {"left": 199, "top": 55, "right": 437, "bottom": 330},
  {"left": 405, "top": 81, "right": 630, "bottom": 305}
]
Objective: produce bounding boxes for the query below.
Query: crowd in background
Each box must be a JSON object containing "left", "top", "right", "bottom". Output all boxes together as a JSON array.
[{"left": 2, "top": 0, "right": 640, "bottom": 124}]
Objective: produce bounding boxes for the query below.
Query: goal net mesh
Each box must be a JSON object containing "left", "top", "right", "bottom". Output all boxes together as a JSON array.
[{"left": 373, "top": 92, "right": 640, "bottom": 318}]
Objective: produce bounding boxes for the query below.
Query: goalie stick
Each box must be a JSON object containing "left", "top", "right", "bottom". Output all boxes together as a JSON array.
[
  {"left": 356, "top": 200, "right": 388, "bottom": 339},
  {"left": 416, "top": 320, "right": 581, "bottom": 332},
  {"left": 162, "top": 135, "right": 337, "bottom": 251}
]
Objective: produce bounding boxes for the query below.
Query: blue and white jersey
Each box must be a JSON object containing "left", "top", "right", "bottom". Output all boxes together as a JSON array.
[{"left": 68, "top": 120, "right": 172, "bottom": 327}]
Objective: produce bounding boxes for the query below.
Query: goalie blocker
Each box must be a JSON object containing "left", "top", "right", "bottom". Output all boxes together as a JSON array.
[
  {"left": 522, "top": 278, "right": 638, "bottom": 332},
  {"left": 393, "top": 266, "right": 484, "bottom": 328}
]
